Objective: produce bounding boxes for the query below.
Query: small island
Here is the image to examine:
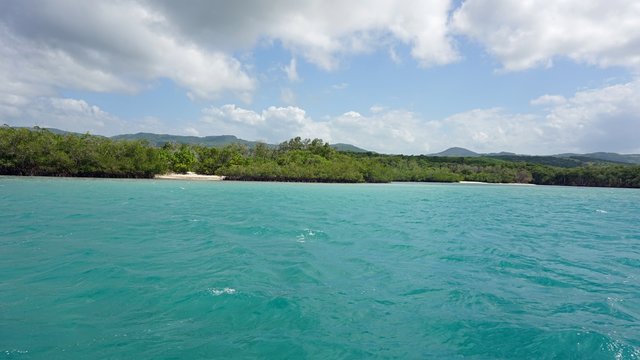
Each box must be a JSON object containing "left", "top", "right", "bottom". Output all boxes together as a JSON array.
[{"left": 1, "top": 126, "right": 639, "bottom": 188}]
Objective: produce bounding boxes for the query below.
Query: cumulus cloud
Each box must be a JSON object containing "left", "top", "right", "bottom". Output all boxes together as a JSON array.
[
  {"left": 4, "top": 97, "right": 124, "bottom": 135},
  {"left": 0, "top": 0, "right": 462, "bottom": 126},
  {"left": 418, "top": 80, "right": 639, "bottom": 154},
  {"left": 543, "top": 80, "right": 640, "bottom": 153},
  {"left": 200, "top": 104, "right": 331, "bottom": 142},
  {"left": 194, "top": 104, "right": 491, "bottom": 154},
  {"left": 193, "top": 79, "right": 640, "bottom": 154},
  {"left": 452, "top": 0, "right": 640, "bottom": 71},
  {"left": 2, "top": 0, "right": 639, "bottom": 155},
  {"left": 530, "top": 95, "right": 567, "bottom": 107},
  {"left": 8, "top": 79, "right": 639, "bottom": 154},
  {"left": 194, "top": 104, "right": 533, "bottom": 154},
  {"left": 2, "top": 96, "right": 183, "bottom": 136},
  {"left": 0, "top": 0, "right": 255, "bottom": 103},
  {"left": 147, "top": 0, "right": 459, "bottom": 70},
  {"left": 199, "top": 105, "right": 423, "bottom": 153},
  {"left": 2, "top": 0, "right": 638, "bottom": 106}
]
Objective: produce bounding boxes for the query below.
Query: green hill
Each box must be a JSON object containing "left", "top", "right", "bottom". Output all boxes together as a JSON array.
[
  {"left": 11, "top": 127, "right": 638, "bottom": 161},
  {"left": 330, "top": 143, "right": 369, "bottom": 153},
  {"left": 557, "top": 152, "right": 640, "bottom": 164},
  {"left": 486, "top": 154, "right": 594, "bottom": 168},
  {"left": 109, "top": 132, "right": 370, "bottom": 152},
  {"left": 110, "top": 133, "right": 255, "bottom": 147},
  {"left": 431, "top": 147, "right": 479, "bottom": 157},
  {"left": 429, "top": 146, "right": 637, "bottom": 168}
]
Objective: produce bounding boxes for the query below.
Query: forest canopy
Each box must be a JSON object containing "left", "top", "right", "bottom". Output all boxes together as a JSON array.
[{"left": 1, "top": 127, "right": 639, "bottom": 188}]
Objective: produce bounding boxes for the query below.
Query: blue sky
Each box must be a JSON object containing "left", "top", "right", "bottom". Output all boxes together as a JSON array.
[{"left": 1, "top": 1, "right": 639, "bottom": 154}]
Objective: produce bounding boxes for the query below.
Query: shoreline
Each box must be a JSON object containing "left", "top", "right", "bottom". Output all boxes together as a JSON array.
[
  {"left": 3, "top": 175, "right": 635, "bottom": 188},
  {"left": 154, "top": 172, "right": 225, "bottom": 181},
  {"left": 458, "top": 181, "right": 536, "bottom": 186}
]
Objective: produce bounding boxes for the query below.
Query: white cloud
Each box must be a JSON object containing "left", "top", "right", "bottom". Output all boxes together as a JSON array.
[
  {"left": 2, "top": 0, "right": 639, "bottom": 155},
  {"left": 434, "top": 80, "right": 640, "bottom": 154},
  {"left": 530, "top": 95, "right": 567, "bottom": 107},
  {"left": 194, "top": 78, "right": 640, "bottom": 154},
  {"left": 329, "top": 109, "right": 428, "bottom": 153},
  {"left": 7, "top": 78, "right": 639, "bottom": 154},
  {"left": 388, "top": 47, "right": 402, "bottom": 64},
  {"left": 146, "top": 0, "right": 459, "bottom": 70},
  {"left": 0, "top": 0, "right": 462, "bottom": 126},
  {"left": 0, "top": 1, "right": 255, "bottom": 103},
  {"left": 183, "top": 127, "right": 200, "bottom": 136},
  {"left": 195, "top": 105, "right": 445, "bottom": 154},
  {"left": 200, "top": 104, "right": 331, "bottom": 142},
  {"left": 2, "top": 96, "right": 182, "bottom": 136},
  {"left": 433, "top": 108, "right": 543, "bottom": 153},
  {"left": 387, "top": 0, "right": 459, "bottom": 67},
  {"left": 4, "top": 97, "right": 124, "bottom": 135},
  {"left": 543, "top": 80, "right": 640, "bottom": 153},
  {"left": 283, "top": 58, "right": 300, "bottom": 82},
  {"left": 452, "top": 0, "right": 640, "bottom": 71}
]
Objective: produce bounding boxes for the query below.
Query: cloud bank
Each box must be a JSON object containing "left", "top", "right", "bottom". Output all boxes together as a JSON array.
[
  {"left": 1, "top": 0, "right": 640, "bottom": 154},
  {"left": 2, "top": 0, "right": 639, "bottom": 103},
  {"left": 6, "top": 80, "right": 639, "bottom": 155},
  {"left": 451, "top": 0, "right": 640, "bottom": 71},
  {"left": 196, "top": 79, "right": 640, "bottom": 155}
]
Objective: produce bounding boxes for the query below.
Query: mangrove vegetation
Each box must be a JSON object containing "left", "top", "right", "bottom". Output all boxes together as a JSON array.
[{"left": 1, "top": 126, "right": 639, "bottom": 188}]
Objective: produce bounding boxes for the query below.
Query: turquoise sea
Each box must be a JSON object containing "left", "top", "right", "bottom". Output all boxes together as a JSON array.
[{"left": 1, "top": 177, "right": 639, "bottom": 359}]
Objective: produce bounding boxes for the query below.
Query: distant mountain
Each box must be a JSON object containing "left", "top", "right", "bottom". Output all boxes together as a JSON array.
[
  {"left": 431, "top": 147, "right": 479, "bottom": 157},
  {"left": 39, "top": 127, "right": 77, "bottom": 136},
  {"left": 109, "top": 132, "right": 370, "bottom": 152},
  {"left": 16, "top": 127, "right": 89, "bottom": 136},
  {"left": 110, "top": 133, "right": 255, "bottom": 147},
  {"left": 428, "top": 146, "right": 640, "bottom": 168},
  {"left": 556, "top": 152, "right": 640, "bottom": 164},
  {"left": 486, "top": 154, "right": 592, "bottom": 168},
  {"left": 12, "top": 127, "right": 637, "bottom": 161},
  {"left": 330, "top": 143, "right": 369, "bottom": 153}
]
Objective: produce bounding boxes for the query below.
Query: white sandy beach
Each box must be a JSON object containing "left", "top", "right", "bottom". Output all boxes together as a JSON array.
[
  {"left": 155, "top": 172, "right": 225, "bottom": 181},
  {"left": 459, "top": 181, "right": 536, "bottom": 186}
]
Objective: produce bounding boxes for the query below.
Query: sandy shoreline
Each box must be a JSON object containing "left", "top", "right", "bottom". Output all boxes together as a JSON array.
[
  {"left": 155, "top": 172, "right": 225, "bottom": 181},
  {"left": 459, "top": 180, "right": 535, "bottom": 186},
  {"left": 152, "top": 176, "right": 535, "bottom": 185}
]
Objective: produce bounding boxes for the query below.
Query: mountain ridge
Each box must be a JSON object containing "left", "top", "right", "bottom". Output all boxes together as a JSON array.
[
  {"left": 20, "top": 127, "right": 371, "bottom": 153},
  {"left": 110, "top": 133, "right": 370, "bottom": 153},
  {"left": 12, "top": 127, "right": 639, "bottom": 162},
  {"left": 431, "top": 147, "right": 640, "bottom": 165}
]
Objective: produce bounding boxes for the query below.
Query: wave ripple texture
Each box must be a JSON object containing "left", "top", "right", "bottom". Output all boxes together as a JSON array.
[{"left": 1, "top": 178, "right": 639, "bottom": 359}]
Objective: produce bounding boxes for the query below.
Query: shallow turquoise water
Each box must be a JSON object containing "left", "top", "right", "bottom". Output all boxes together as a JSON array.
[{"left": 1, "top": 177, "right": 639, "bottom": 359}]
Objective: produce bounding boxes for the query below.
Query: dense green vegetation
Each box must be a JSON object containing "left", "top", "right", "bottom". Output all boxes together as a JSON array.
[
  {"left": 1, "top": 126, "right": 639, "bottom": 187},
  {"left": 0, "top": 127, "right": 165, "bottom": 178}
]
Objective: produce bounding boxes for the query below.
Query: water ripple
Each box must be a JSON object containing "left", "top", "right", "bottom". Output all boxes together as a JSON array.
[{"left": 1, "top": 178, "right": 639, "bottom": 358}]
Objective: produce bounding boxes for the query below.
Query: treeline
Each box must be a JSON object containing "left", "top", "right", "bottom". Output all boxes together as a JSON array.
[
  {"left": 0, "top": 127, "right": 165, "bottom": 178},
  {"left": 1, "top": 127, "right": 639, "bottom": 187}
]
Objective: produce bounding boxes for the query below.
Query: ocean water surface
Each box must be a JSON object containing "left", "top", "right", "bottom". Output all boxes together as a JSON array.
[{"left": 1, "top": 177, "right": 639, "bottom": 359}]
